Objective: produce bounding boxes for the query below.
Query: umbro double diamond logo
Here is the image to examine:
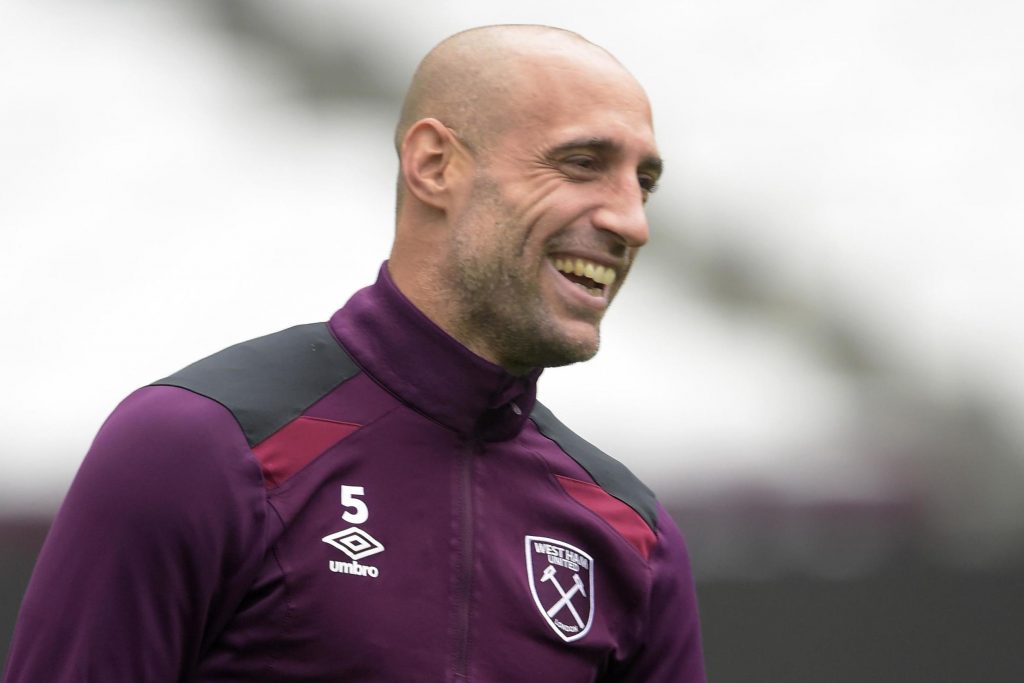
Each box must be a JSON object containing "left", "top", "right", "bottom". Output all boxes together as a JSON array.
[
  {"left": 323, "top": 527, "right": 385, "bottom": 560},
  {"left": 323, "top": 527, "right": 385, "bottom": 579}
]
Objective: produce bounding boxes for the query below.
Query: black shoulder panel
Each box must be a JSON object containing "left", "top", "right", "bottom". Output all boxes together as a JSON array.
[
  {"left": 152, "top": 322, "right": 360, "bottom": 447},
  {"left": 530, "top": 402, "right": 658, "bottom": 532}
]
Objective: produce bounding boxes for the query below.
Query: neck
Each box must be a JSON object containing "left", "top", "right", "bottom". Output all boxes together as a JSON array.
[{"left": 386, "top": 259, "right": 528, "bottom": 374}]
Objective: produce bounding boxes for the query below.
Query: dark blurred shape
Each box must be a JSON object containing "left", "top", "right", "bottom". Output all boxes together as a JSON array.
[
  {"left": 698, "top": 562, "right": 1024, "bottom": 682},
  {"left": 667, "top": 493, "right": 925, "bottom": 581},
  {"left": 648, "top": 202, "right": 1024, "bottom": 571},
  {"left": 0, "top": 517, "right": 48, "bottom": 676},
  {"left": 193, "top": 0, "right": 402, "bottom": 106}
]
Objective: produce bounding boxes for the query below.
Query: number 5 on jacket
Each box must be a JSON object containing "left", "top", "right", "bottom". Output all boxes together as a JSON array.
[{"left": 341, "top": 485, "right": 368, "bottom": 524}]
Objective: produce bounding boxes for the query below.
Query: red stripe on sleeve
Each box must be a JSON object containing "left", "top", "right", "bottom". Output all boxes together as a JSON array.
[
  {"left": 555, "top": 474, "right": 657, "bottom": 561},
  {"left": 252, "top": 416, "right": 360, "bottom": 488}
]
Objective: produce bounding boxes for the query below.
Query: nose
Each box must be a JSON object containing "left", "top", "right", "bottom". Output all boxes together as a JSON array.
[{"left": 590, "top": 177, "right": 650, "bottom": 249}]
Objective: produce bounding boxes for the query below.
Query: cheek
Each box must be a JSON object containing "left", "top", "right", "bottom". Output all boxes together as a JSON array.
[
  {"left": 522, "top": 189, "right": 593, "bottom": 240},
  {"left": 496, "top": 169, "right": 568, "bottom": 223}
]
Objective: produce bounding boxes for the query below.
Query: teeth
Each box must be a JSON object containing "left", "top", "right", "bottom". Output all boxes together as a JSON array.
[{"left": 552, "top": 257, "right": 617, "bottom": 286}]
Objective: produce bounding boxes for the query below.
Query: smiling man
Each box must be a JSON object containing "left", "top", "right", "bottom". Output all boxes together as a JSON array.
[
  {"left": 390, "top": 27, "right": 662, "bottom": 375},
  {"left": 4, "top": 25, "right": 705, "bottom": 683}
]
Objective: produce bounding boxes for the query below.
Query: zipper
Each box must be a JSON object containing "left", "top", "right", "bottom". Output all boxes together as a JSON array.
[{"left": 452, "top": 440, "right": 477, "bottom": 679}]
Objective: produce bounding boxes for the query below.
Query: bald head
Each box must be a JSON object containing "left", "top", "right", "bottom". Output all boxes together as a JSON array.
[
  {"left": 394, "top": 25, "right": 630, "bottom": 156},
  {"left": 388, "top": 26, "right": 658, "bottom": 372}
]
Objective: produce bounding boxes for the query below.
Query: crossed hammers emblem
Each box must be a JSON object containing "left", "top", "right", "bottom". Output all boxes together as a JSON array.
[{"left": 540, "top": 565, "right": 587, "bottom": 628}]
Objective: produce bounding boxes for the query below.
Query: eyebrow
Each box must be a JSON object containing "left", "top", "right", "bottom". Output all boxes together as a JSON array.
[{"left": 547, "top": 137, "right": 664, "bottom": 178}]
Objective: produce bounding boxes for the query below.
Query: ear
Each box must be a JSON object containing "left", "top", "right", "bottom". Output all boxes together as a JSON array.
[{"left": 399, "top": 118, "right": 467, "bottom": 211}]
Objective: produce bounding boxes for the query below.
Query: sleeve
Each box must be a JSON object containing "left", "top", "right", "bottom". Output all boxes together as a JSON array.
[
  {"left": 615, "top": 504, "right": 707, "bottom": 683},
  {"left": 2, "top": 385, "right": 268, "bottom": 683}
]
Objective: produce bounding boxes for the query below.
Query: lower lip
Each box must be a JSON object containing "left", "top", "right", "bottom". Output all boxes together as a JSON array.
[{"left": 546, "top": 262, "right": 608, "bottom": 311}]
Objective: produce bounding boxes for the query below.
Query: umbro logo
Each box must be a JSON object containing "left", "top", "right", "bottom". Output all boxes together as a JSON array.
[
  {"left": 325, "top": 485, "right": 384, "bottom": 579},
  {"left": 323, "top": 527, "right": 385, "bottom": 560},
  {"left": 323, "top": 527, "right": 384, "bottom": 579}
]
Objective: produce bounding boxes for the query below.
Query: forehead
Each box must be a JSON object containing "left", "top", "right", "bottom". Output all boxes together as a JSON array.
[{"left": 496, "top": 51, "right": 658, "bottom": 157}]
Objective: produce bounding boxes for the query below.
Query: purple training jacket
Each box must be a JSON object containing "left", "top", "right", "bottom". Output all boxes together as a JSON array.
[{"left": 4, "top": 264, "right": 705, "bottom": 682}]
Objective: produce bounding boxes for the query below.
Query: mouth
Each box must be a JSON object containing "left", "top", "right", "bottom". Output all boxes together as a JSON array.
[{"left": 550, "top": 257, "right": 618, "bottom": 298}]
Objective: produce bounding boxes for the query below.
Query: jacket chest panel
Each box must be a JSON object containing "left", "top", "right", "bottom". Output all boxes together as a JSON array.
[{"left": 239, "top": 417, "right": 641, "bottom": 681}]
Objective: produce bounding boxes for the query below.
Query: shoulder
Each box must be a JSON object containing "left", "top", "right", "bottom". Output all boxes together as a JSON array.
[
  {"left": 82, "top": 384, "right": 261, "bottom": 519},
  {"left": 152, "top": 322, "right": 361, "bottom": 447},
  {"left": 528, "top": 401, "right": 658, "bottom": 533},
  {"left": 46, "top": 383, "right": 268, "bottom": 560}
]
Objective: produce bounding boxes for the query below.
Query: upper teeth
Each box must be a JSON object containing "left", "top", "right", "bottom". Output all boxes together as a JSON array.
[{"left": 552, "top": 258, "right": 617, "bottom": 286}]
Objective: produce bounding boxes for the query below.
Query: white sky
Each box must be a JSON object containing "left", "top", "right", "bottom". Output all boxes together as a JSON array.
[{"left": 2, "top": 0, "right": 1021, "bottom": 512}]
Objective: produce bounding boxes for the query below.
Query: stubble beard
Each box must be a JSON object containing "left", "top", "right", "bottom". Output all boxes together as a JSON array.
[{"left": 444, "top": 183, "right": 600, "bottom": 373}]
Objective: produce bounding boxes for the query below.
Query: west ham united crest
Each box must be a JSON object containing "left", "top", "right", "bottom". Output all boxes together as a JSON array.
[{"left": 525, "top": 536, "right": 595, "bottom": 642}]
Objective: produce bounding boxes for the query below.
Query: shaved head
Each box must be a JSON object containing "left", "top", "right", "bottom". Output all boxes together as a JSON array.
[
  {"left": 388, "top": 25, "right": 658, "bottom": 372},
  {"left": 395, "top": 25, "right": 628, "bottom": 157}
]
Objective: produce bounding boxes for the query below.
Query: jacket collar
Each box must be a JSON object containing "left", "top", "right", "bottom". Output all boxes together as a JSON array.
[{"left": 330, "top": 263, "right": 541, "bottom": 441}]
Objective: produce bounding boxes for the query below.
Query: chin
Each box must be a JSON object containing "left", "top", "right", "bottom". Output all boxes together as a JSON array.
[
  {"left": 488, "top": 311, "right": 603, "bottom": 370},
  {"left": 534, "top": 329, "right": 601, "bottom": 368}
]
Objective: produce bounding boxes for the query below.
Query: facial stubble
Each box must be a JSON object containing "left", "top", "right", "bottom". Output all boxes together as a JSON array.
[{"left": 444, "top": 176, "right": 601, "bottom": 374}]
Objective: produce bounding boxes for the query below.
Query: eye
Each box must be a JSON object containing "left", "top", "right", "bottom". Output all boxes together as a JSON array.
[
  {"left": 563, "top": 155, "right": 600, "bottom": 172},
  {"left": 638, "top": 174, "right": 659, "bottom": 199}
]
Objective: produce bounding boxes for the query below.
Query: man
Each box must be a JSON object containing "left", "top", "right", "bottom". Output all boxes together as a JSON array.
[{"left": 4, "top": 25, "right": 705, "bottom": 682}]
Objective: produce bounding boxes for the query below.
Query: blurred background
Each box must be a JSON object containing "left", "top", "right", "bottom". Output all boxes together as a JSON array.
[{"left": 2, "top": 0, "right": 1022, "bottom": 679}]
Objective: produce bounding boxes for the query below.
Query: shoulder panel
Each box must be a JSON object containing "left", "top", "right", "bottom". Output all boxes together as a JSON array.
[
  {"left": 152, "top": 322, "right": 360, "bottom": 447},
  {"left": 530, "top": 402, "right": 658, "bottom": 532}
]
